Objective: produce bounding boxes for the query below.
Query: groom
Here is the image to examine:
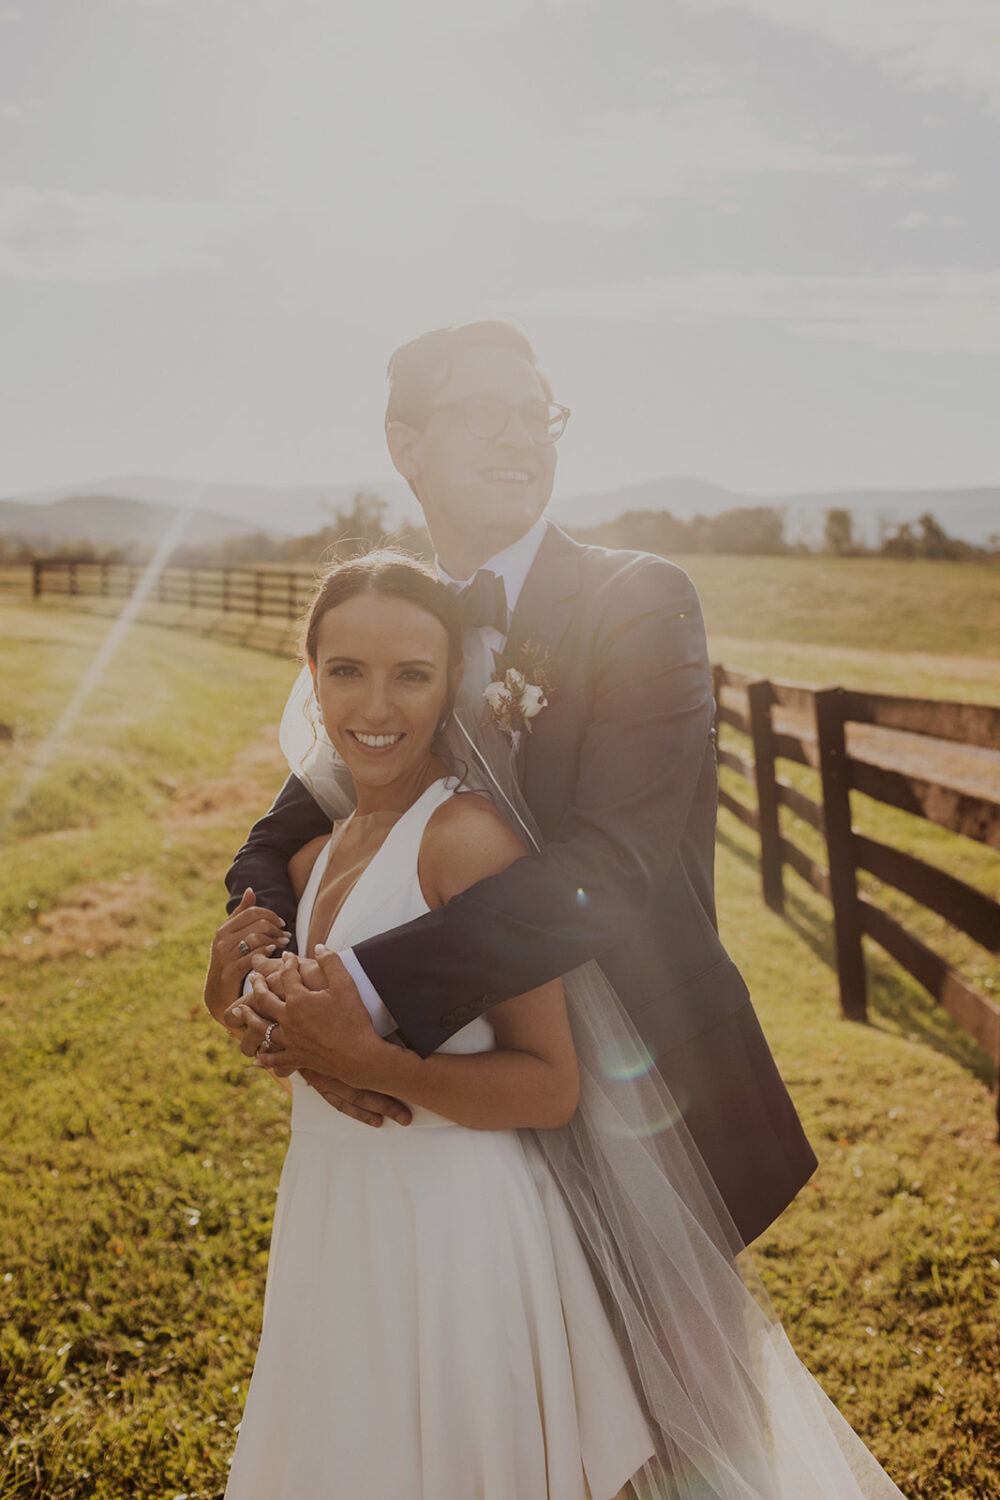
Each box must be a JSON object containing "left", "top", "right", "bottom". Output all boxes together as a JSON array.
[{"left": 225, "top": 320, "right": 816, "bottom": 1244}]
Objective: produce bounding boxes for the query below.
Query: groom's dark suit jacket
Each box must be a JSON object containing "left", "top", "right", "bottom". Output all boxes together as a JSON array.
[{"left": 227, "top": 523, "right": 816, "bottom": 1243}]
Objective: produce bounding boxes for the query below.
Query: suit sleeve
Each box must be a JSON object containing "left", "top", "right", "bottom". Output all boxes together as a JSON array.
[
  {"left": 354, "top": 560, "right": 715, "bottom": 1055},
  {"left": 225, "top": 773, "right": 333, "bottom": 937}
]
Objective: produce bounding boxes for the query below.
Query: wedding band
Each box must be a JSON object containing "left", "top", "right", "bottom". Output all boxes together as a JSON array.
[
  {"left": 238, "top": 939, "right": 251, "bottom": 955},
  {"left": 261, "top": 1021, "right": 278, "bottom": 1053}
]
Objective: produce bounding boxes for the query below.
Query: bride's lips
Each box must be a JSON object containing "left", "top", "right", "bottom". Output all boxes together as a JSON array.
[{"left": 348, "top": 730, "right": 406, "bottom": 753}]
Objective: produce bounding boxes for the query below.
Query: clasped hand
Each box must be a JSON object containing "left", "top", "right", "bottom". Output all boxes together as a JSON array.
[{"left": 224, "top": 948, "right": 412, "bottom": 1128}]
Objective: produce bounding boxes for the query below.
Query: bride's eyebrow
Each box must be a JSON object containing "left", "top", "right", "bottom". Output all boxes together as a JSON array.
[{"left": 319, "top": 655, "right": 438, "bottom": 668}]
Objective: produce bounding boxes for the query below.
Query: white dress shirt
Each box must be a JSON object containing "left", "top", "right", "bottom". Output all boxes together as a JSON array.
[{"left": 341, "top": 519, "right": 549, "bottom": 1035}]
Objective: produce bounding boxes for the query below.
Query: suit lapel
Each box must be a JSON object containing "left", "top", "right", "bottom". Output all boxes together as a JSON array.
[
  {"left": 505, "top": 523, "right": 583, "bottom": 777},
  {"left": 506, "top": 522, "right": 582, "bottom": 660}
]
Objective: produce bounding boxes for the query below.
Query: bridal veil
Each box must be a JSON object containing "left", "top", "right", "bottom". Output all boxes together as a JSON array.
[{"left": 280, "top": 665, "right": 906, "bottom": 1500}]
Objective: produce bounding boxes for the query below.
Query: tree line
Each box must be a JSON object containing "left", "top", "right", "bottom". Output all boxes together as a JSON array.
[{"left": 1, "top": 494, "right": 995, "bottom": 566}]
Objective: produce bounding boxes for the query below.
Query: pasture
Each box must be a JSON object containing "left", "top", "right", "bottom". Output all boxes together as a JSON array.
[{"left": 1, "top": 557, "right": 998, "bottom": 1498}]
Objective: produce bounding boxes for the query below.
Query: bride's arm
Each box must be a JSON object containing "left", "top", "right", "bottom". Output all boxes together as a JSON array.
[
  {"left": 371, "top": 979, "right": 579, "bottom": 1130},
  {"left": 352, "top": 795, "right": 579, "bottom": 1131}
]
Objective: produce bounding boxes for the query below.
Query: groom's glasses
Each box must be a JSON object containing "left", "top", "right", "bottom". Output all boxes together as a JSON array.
[{"left": 426, "top": 397, "right": 571, "bottom": 446}]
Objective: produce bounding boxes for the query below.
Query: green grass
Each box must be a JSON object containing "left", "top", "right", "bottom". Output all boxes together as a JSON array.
[
  {"left": 677, "top": 555, "right": 1000, "bottom": 663},
  {"left": 1, "top": 593, "right": 998, "bottom": 1498}
]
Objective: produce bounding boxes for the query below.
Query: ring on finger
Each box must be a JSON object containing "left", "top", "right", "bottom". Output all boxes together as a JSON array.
[
  {"left": 238, "top": 938, "right": 251, "bottom": 956},
  {"left": 259, "top": 1020, "right": 279, "bottom": 1054}
]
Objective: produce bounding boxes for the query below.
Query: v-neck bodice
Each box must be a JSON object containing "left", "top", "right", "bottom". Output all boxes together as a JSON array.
[{"left": 291, "top": 777, "right": 496, "bottom": 1133}]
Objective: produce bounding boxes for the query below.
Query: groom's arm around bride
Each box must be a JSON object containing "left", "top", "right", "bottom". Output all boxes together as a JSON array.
[{"left": 221, "top": 320, "right": 817, "bottom": 1244}]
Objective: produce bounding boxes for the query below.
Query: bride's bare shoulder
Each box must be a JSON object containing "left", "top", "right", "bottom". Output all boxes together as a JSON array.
[{"left": 419, "top": 790, "right": 528, "bottom": 906}]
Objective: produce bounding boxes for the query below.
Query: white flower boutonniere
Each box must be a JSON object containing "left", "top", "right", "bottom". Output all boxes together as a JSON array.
[{"left": 482, "top": 641, "right": 554, "bottom": 744}]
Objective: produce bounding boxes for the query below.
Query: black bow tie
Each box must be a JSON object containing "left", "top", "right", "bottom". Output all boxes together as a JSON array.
[{"left": 449, "top": 569, "right": 509, "bottom": 633}]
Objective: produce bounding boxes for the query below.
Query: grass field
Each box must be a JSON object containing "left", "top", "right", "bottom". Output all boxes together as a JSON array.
[{"left": 1, "top": 572, "right": 998, "bottom": 1499}]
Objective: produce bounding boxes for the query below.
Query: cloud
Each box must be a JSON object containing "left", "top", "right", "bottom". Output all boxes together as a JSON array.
[
  {"left": 899, "top": 209, "right": 965, "bottom": 230},
  {"left": 525, "top": 98, "right": 906, "bottom": 224},
  {"left": 301, "top": 95, "right": 907, "bottom": 244},
  {"left": 0, "top": 187, "right": 258, "bottom": 281},
  {"left": 527, "top": 267, "right": 1000, "bottom": 353},
  {"left": 684, "top": 0, "right": 1000, "bottom": 111}
]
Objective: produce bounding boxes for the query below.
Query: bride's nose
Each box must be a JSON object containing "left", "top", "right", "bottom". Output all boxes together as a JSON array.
[{"left": 361, "top": 677, "right": 396, "bottom": 724}]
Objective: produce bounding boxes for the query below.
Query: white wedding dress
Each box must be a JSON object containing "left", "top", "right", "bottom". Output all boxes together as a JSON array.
[{"left": 225, "top": 778, "right": 654, "bottom": 1500}]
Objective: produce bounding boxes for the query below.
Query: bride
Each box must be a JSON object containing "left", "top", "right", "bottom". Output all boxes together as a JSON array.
[{"left": 206, "top": 550, "right": 907, "bottom": 1499}]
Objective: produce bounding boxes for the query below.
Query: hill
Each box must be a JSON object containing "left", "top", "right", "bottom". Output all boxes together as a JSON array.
[
  {"left": 0, "top": 474, "right": 417, "bottom": 542},
  {"left": 2, "top": 473, "right": 997, "bottom": 551},
  {"left": 0, "top": 493, "right": 278, "bottom": 553}
]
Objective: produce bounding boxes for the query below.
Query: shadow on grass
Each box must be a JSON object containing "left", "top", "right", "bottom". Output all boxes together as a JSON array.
[{"left": 717, "top": 820, "right": 997, "bottom": 1091}]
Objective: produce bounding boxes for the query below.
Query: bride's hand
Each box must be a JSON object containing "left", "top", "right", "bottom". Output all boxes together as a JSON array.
[
  {"left": 204, "top": 889, "right": 290, "bottom": 1023},
  {"left": 224, "top": 954, "right": 298, "bottom": 1052}
]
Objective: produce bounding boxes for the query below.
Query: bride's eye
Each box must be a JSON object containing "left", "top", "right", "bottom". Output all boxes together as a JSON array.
[{"left": 327, "top": 664, "right": 361, "bottom": 678}]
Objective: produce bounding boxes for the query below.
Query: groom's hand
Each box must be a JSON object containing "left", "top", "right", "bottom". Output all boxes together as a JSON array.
[{"left": 240, "top": 948, "right": 412, "bottom": 1128}]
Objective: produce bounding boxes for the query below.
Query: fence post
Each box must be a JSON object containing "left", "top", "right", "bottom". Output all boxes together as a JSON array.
[
  {"left": 221, "top": 569, "right": 230, "bottom": 614},
  {"left": 747, "top": 678, "right": 784, "bottom": 914},
  {"left": 287, "top": 571, "right": 296, "bottom": 621},
  {"left": 254, "top": 571, "right": 264, "bottom": 619},
  {"left": 814, "top": 686, "right": 867, "bottom": 1021},
  {"left": 32, "top": 559, "right": 43, "bottom": 598},
  {"left": 69, "top": 562, "right": 78, "bottom": 597}
]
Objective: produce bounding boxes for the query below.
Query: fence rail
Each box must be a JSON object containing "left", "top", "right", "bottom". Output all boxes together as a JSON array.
[
  {"left": 713, "top": 664, "right": 1000, "bottom": 1132},
  {"left": 22, "top": 556, "right": 319, "bottom": 623}
]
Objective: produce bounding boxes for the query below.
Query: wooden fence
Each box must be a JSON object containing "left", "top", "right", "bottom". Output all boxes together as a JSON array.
[
  {"left": 22, "top": 556, "right": 319, "bottom": 621},
  {"left": 713, "top": 664, "right": 1000, "bottom": 1131},
  {"left": 11, "top": 560, "right": 1000, "bottom": 1127}
]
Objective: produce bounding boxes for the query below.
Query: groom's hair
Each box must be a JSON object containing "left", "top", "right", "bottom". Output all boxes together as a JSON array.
[{"left": 385, "top": 321, "right": 551, "bottom": 429}]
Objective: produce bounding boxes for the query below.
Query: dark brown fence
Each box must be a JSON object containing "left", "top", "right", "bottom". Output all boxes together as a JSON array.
[
  {"left": 25, "top": 557, "right": 317, "bottom": 622},
  {"left": 713, "top": 664, "right": 1000, "bottom": 1132}
]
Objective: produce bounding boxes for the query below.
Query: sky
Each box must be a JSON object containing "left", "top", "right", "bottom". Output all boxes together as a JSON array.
[{"left": 2, "top": 0, "right": 998, "bottom": 504}]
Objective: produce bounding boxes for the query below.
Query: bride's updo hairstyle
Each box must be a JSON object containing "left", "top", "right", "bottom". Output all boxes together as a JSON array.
[{"left": 302, "top": 548, "right": 463, "bottom": 744}]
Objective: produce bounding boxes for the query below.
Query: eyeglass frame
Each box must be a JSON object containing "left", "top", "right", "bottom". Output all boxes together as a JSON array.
[{"left": 421, "top": 396, "right": 571, "bottom": 446}]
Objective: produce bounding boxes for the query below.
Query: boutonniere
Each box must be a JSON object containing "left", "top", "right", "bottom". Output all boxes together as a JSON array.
[{"left": 482, "top": 640, "right": 554, "bottom": 744}]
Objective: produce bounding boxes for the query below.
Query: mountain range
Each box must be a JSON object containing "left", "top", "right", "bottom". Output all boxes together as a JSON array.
[{"left": 2, "top": 473, "right": 997, "bottom": 551}]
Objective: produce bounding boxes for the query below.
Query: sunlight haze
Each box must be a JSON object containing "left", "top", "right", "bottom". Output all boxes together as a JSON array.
[{"left": 2, "top": 0, "right": 997, "bottom": 505}]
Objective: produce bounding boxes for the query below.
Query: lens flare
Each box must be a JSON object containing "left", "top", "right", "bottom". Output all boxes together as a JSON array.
[
  {"left": 1, "top": 507, "right": 194, "bottom": 839},
  {"left": 600, "top": 1034, "right": 657, "bottom": 1082}
]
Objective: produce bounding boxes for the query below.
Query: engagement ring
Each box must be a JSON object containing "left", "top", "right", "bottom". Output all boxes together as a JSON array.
[{"left": 238, "top": 939, "right": 251, "bottom": 955}]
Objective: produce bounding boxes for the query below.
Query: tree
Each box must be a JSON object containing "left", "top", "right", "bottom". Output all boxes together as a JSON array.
[
  {"left": 283, "top": 491, "right": 391, "bottom": 563},
  {"left": 702, "top": 506, "right": 788, "bottom": 555},
  {"left": 880, "top": 521, "right": 917, "bottom": 558},
  {"left": 824, "top": 508, "right": 857, "bottom": 557}
]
